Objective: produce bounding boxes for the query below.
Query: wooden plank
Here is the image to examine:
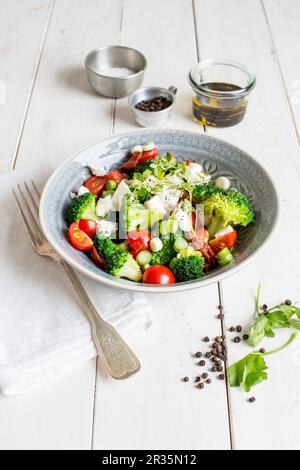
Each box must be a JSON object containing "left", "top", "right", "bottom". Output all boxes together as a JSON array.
[
  {"left": 262, "top": 0, "right": 300, "bottom": 141},
  {"left": 0, "top": 0, "right": 122, "bottom": 450},
  {"left": 14, "top": 0, "right": 123, "bottom": 170},
  {"left": 0, "top": 361, "right": 96, "bottom": 450},
  {"left": 194, "top": 0, "right": 300, "bottom": 449},
  {"left": 0, "top": 0, "right": 53, "bottom": 173},
  {"left": 92, "top": 0, "right": 231, "bottom": 450}
]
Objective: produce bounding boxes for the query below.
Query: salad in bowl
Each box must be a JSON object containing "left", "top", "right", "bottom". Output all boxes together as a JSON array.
[{"left": 66, "top": 141, "right": 254, "bottom": 285}]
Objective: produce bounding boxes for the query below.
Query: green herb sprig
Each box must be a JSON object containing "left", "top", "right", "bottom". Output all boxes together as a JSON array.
[
  {"left": 229, "top": 333, "right": 298, "bottom": 392},
  {"left": 248, "top": 284, "right": 300, "bottom": 347}
]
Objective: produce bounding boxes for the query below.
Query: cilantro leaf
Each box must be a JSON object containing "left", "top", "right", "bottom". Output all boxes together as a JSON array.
[
  {"left": 266, "top": 310, "right": 290, "bottom": 328},
  {"left": 248, "top": 306, "right": 298, "bottom": 347},
  {"left": 229, "top": 333, "right": 298, "bottom": 392},
  {"left": 248, "top": 316, "right": 270, "bottom": 347},
  {"left": 229, "top": 353, "right": 268, "bottom": 392},
  {"left": 289, "top": 319, "right": 300, "bottom": 330}
]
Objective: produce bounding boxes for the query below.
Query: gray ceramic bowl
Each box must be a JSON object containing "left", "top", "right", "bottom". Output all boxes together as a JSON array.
[
  {"left": 39, "top": 129, "right": 279, "bottom": 293},
  {"left": 85, "top": 46, "right": 146, "bottom": 98}
]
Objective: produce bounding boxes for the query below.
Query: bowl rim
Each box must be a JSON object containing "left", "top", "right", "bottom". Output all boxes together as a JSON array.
[
  {"left": 85, "top": 45, "right": 147, "bottom": 80},
  {"left": 39, "top": 129, "right": 280, "bottom": 293}
]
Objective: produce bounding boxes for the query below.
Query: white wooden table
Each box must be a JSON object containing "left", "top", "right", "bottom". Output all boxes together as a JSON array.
[{"left": 1, "top": 0, "right": 300, "bottom": 450}]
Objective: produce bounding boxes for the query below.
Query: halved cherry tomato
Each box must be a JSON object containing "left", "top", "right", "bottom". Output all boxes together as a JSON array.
[
  {"left": 122, "top": 153, "right": 141, "bottom": 170},
  {"left": 209, "top": 231, "right": 237, "bottom": 254},
  {"left": 129, "top": 248, "right": 140, "bottom": 259},
  {"left": 69, "top": 222, "right": 93, "bottom": 251},
  {"left": 127, "top": 229, "right": 151, "bottom": 253},
  {"left": 79, "top": 219, "right": 97, "bottom": 238},
  {"left": 84, "top": 175, "right": 107, "bottom": 196},
  {"left": 139, "top": 147, "right": 159, "bottom": 163},
  {"left": 107, "top": 169, "right": 125, "bottom": 183},
  {"left": 143, "top": 265, "right": 175, "bottom": 284},
  {"left": 89, "top": 246, "right": 105, "bottom": 267}
]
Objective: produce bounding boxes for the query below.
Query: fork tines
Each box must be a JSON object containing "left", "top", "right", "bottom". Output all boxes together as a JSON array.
[{"left": 12, "top": 180, "right": 44, "bottom": 248}]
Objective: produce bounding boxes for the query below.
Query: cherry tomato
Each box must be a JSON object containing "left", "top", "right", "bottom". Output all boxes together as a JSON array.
[
  {"left": 122, "top": 153, "right": 141, "bottom": 170},
  {"left": 84, "top": 175, "right": 107, "bottom": 196},
  {"left": 78, "top": 219, "right": 97, "bottom": 238},
  {"left": 143, "top": 265, "right": 175, "bottom": 284},
  {"left": 139, "top": 147, "right": 159, "bottom": 163},
  {"left": 69, "top": 223, "right": 93, "bottom": 251},
  {"left": 209, "top": 231, "right": 237, "bottom": 253},
  {"left": 107, "top": 169, "right": 125, "bottom": 183},
  {"left": 129, "top": 248, "right": 140, "bottom": 259},
  {"left": 127, "top": 229, "right": 151, "bottom": 252},
  {"left": 89, "top": 246, "right": 105, "bottom": 267}
]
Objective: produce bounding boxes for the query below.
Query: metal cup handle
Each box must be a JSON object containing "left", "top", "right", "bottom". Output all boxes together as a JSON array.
[{"left": 168, "top": 86, "right": 178, "bottom": 95}]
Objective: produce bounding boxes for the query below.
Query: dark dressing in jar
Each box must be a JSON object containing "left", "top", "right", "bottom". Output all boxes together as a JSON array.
[{"left": 192, "top": 82, "right": 248, "bottom": 127}]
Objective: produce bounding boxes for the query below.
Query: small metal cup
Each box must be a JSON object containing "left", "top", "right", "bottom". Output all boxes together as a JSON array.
[
  {"left": 85, "top": 46, "right": 147, "bottom": 98},
  {"left": 128, "top": 86, "right": 177, "bottom": 127}
]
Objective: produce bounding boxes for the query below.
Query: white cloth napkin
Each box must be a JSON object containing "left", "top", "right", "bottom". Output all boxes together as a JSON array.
[{"left": 0, "top": 164, "right": 152, "bottom": 396}]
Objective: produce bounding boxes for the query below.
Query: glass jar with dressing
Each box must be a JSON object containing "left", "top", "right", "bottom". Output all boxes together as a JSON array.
[{"left": 188, "top": 60, "right": 256, "bottom": 127}]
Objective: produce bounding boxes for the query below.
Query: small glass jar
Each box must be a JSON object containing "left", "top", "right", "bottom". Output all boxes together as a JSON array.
[{"left": 188, "top": 60, "right": 256, "bottom": 127}]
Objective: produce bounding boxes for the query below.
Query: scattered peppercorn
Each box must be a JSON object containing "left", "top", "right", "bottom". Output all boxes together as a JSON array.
[
  {"left": 229, "top": 327, "right": 235, "bottom": 332},
  {"left": 203, "top": 336, "right": 210, "bottom": 342},
  {"left": 248, "top": 397, "right": 256, "bottom": 403},
  {"left": 243, "top": 334, "right": 249, "bottom": 341},
  {"left": 219, "top": 374, "right": 225, "bottom": 380},
  {"left": 195, "top": 351, "right": 202, "bottom": 358},
  {"left": 217, "top": 365, "right": 223, "bottom": 372},
  {"left": 217, "top": 313, "right": 224, "bottom": 320},
  {"left": 194, "top": 376, "right": 201, "bottom": 383},
  {"left": 234, "top": 336, "right": 241, "bottom": 343},
  {"left": 205, "top": 352, "right": 212, "bottom": 359},
  {"left": 202, "top": 373, "right": 208, "bottom": 379},
  {"left": 285, "top": 299, "right": 292, "bottom": 305},
  {"left": 183, "top": 377, "right": 189, "bottom": 382},
  {"left": 211, "top": 366, "right": 217, "bottom": 372},
  {"left": 236, "top": 325, "right": 242, "bottom": 333},
  {"left": 262, "top": 304, "right": 268, "bottom": 311},
  {"left": 197, "top": 382, "right": 205, "bottom": 389},
  {"left": 199, "top": 360, "right": 206, "bottom": 366},
  {"left": 206, "top": 379, "right": 212, "bottom": 384},
  {"left": 259, "top": 348, "right": 266, "bottom": 354}
]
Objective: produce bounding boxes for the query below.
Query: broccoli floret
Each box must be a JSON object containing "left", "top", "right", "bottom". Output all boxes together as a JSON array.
[
  {"left": 67, "top": 193, "right": 98, "bottom": 224},
  {"left": 150, "top": 236, "right": 177, "bottom": 266},
  {"left": 193, "top": 186, "right": 254, "bottom": 237},
  {"left": 170, "top": 248, "right": 205, "bottom": 282},
  {"left": 93, "top": 234, "right": 120, "bottom": 259},
  {"left": 192, "top": 184, "right": 220, "bottom": 203},
  {"left": 107, "top": 251, "right": 142, "bottom": 282},
  {"left": 120, "top": 194, "right": 149, "bottom": 233},
  {"left": 93, "top": 234, "right": 142, "bottom": 282},
  {"left": 134, "top": 187, "right": 152, "bottom": 204}
]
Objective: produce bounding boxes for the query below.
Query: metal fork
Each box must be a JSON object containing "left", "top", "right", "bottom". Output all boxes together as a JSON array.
[{"left": 12, "top": 181, "right": 141, "bottom": 380}]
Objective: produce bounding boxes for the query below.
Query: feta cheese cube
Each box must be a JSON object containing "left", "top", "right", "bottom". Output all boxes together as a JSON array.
[
  {"left": 96, "top": 195, "right": 113, "bottom": 218},
  {"left": 88, "top": 162, "right": 107, "bottom": 176},
  {"left": 111, "top": 180, "right": 132, "bottom": 211},
  {"left": 77, "top": 185, "right": 90, "bottom": 197}
]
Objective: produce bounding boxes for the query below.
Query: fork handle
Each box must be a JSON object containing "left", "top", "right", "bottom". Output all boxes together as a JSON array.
[{"left": 58, "top": 259, "right": 140, "bottom": 379}]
